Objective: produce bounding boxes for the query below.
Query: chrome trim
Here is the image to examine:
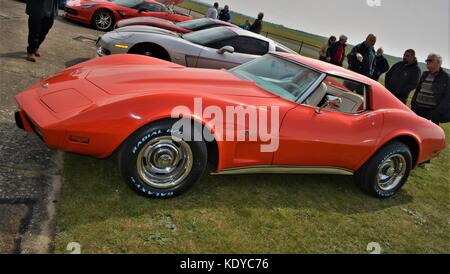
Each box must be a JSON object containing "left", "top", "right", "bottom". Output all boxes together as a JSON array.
[
  {"left": 297, "top": 73, "right": 327, "bottom": 103},
  {"left": 211, "top": 166, "right": 353, "bottom": 176}
]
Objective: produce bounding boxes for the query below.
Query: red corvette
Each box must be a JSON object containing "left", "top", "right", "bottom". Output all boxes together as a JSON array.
[
  {"left": 15, "top": 53, "right": 446, "bottom": 199},
  {"left": 64, "top": 0, "right": 191, "bottom": 31},
  {"left": 115, "top": 17, "right": 236, "bottom": 33}
]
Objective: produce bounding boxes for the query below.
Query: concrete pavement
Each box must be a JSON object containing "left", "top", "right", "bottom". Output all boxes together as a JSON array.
[{"left": 0, "top": 0, "right": 101, "bottom": 253}]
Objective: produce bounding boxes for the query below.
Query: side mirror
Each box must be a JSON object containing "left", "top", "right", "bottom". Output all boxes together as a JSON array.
[
  {"left": 315, "top": 95, "right": 342, "bottom": 114},
  {"left": 138, "top": 8, "right": 148, "bottom": 13},
  {"left": 217, "top": 46, "right": 234, "bottom": 55}
]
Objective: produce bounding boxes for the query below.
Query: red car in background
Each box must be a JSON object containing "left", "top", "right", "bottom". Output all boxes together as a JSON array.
[
  {"left": 64, "top": 0, "right": 191, "bottom": 31},
  {"left": 115, "top": 17, "right": 236, "bottom": 33}
]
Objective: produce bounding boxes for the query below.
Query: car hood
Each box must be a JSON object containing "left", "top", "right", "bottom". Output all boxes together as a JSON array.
[
  {"left": 85, "top": 64, "right": 277, "bottom": 98},
  {"left": 117, "top": 16, "right": 176, "bottom": 28},
  {"left": 114, "top": 25, "right": 180, "bottom": 37}
]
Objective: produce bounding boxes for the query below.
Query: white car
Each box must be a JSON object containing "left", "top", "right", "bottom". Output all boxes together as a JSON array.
[{"left": 96, "top": 26, "right": 297, "bottom": 69}]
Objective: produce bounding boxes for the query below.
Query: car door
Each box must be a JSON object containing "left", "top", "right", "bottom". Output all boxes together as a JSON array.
[
  {"left": 195, "top": 36, "right": 269, "bottom": 69},
  {"left": 273, "top": 78, "right": 383, "bottom": 171}
]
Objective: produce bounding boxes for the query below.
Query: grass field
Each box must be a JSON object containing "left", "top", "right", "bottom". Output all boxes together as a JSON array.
[{"left": 54, "top": 124, "right": 449, "bottom": 254}]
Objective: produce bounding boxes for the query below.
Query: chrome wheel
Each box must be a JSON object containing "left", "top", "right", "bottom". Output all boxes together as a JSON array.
[
  {"left": 376, "top": 154, "right": 407, "bottom": 191},
  {"left": 94, "top": 11, "right": 112, "bottom": 30},
  {"left": 136, "top": 136, "right": 193, "bottom": 189}
]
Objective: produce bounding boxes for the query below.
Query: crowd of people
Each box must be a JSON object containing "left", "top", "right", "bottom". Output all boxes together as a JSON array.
[
  {"left": 206, "top": 2, "right": 264, "bottom": 34},
  {"left": 319, "top": 33, "right": 449, "bottom": 127}
]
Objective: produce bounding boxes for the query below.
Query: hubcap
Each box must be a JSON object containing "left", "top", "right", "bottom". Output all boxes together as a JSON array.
[
  {"left": 95, "top": 12, "right": 112, "bottom": 30},
  {"left": 136, "top": 136, "right": 193, "bottom": 189},
  {"left": 377, "top": 154, "right": 407, "bottom": 191}
]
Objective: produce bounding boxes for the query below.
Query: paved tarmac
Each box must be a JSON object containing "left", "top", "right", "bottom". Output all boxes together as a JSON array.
[{"left": 0, "top": 0, "right": 101, "bottom": 253}]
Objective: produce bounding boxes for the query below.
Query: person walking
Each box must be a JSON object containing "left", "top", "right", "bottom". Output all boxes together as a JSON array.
[
  {"left": 319, "top": 35, "right": 336, "bottom": 62},
  {"left": 218, "top": 5, "right": 232, "bottom": 23},
  {"left": 347, "top": 34, "right": 377, "bottom": 78},
  {"left": 372, "top": 47, "right": 390, "bottom": 81},
  {"left": 249, "top": 12, "right": 264, "bottom": 34},
  {"left": 206, "top": 2, "right": 219, "bottom": 19},
  {"left": 385, "top": 49, "right": 421, "bottom": 104},
  {"left": 411, "top": 53, "right": 450, "bottom": 125},
  {"left": 326, "top": 35, "right": 347, "bottom": 66},
  {"left": 25, "top": 0, "right": 59, "bottom": 62}
]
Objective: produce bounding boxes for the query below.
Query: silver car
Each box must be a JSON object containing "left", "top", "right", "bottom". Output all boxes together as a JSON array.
[{"left": 96, "top": 26, "right": 297, "bottom": 69}]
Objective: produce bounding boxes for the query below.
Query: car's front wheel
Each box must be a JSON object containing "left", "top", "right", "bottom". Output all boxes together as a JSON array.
[
  {"left": 92, "top": 9, "right": 115, "bottom": 31},
  {"left": 118, "top": 120, "right": 208, "bottom": 198},
  {"left": 354, "top": 141, "right": 412, "bottom": 198}
]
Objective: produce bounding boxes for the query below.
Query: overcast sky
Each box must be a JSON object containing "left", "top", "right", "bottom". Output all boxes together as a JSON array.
[{"left": 198, "top": 0, "right": 450, "bottom": 68}]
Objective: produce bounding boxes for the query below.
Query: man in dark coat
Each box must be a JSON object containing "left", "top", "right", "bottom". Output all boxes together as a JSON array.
[
  {"left": 25, "top": 0, "right": 59, "bottom": 62},
  {"left": 326, "top": 35, "right": 348, "bottom": 66},
  {"left": 411, "top": 53, "right": 450, "bottom": 125},
  {"left": 218, "top": 5, "right": 231, "bottom": 22},
  {"left": 347, "top": 34, "right": 377, "bottom": 78},
  {"left": 372, "top": 47, "right": 390, "bottom": 81},
  {"left": 385, "top": 49, "right": 421, "bottom": 104},
  {"left": 249, "top": 12, "right": 264, "bottom": 34}
]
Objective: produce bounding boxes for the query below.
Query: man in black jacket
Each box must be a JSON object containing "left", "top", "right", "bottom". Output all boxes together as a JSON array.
[
  {"left": 347, "top": 34, "right": 377, "bottom": 78},
  {"left": 249, "top": 12, "right": 264, "bottom": 34},
  {"left": 25, "top": 0, "right": 59, "bottom": 62},
  {"left": 372, "top": 47, "right": 390, "bottom": 81},
  {"left": 411, "top": 53, "right": 450, "bottom": 125},
  {"left": 385, "top": 49, "right": 421, "bottom": 104}
]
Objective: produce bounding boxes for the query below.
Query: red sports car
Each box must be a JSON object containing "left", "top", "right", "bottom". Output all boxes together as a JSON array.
[
  {"left": 15, "top": 53, "right": 446, "bottom": 199},
  {"left": 115, "top": 17, "right": 236, "bottom": 33},
  {"left": 64, "top": 0, "right": 191, "bottom": 31}
]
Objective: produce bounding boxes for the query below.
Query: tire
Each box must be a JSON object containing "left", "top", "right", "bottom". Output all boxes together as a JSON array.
[
  {"left": 354, "top": 141, "right": 412, "bottom": 198},
  {"left": 128, "top": 44, "right": 171, "bottom": 61},
  {"left": 118, "top": 119, "right": 207, "bottom": 198},
  {"left": 92, "top": 9, "right": 115, "bottom": 31}
]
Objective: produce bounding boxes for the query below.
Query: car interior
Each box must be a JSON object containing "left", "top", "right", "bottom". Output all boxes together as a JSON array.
[{"left": 305, "top": 77, "right": 367, "bottom": 114}]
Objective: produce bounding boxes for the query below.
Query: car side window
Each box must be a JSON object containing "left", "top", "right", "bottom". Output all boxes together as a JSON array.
[
  {"left": 304, "top": 76, "right": 368, "bottom": 114},
  {"left": 136, "top": 3, "right": 166, "bottom": 12},
  {"left": 208, "top": 36, "right": 269, "bottom": 55}
]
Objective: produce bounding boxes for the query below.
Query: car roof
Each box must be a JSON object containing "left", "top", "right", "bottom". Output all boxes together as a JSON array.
[
  {"left": 273, "top": 52, "right": 379, "bottom": 85},
  {"left": 210, "top": 19, "right": 237, "bottom": 28},
  {"left": 222, "top": 27, "right": 272, "bottom": 42}
]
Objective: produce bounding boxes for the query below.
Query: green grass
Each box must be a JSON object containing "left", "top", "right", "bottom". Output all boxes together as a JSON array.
[{"left": 54, "top": 124, "right": 449, "bottom": 254}]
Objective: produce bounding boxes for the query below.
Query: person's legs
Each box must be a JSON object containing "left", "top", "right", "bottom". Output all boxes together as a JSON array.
[
  {"left": 413, "top": 107, "right": 439, "bottom": 167},
  {"left": 36, "top": 16, "right": 55, "bottom": 56},
  {"left": 27, "top": 16, "right": 42, "bottom": 61}
]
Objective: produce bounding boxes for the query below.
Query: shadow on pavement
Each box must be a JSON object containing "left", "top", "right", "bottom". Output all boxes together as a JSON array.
[{"left": 65, "top": 57, "right": 91, "bottom": 68}]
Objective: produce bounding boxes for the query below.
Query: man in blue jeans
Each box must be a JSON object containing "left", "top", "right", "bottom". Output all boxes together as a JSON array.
[{"left": 25, "top": 0, "right": 59, "bottom": 62}]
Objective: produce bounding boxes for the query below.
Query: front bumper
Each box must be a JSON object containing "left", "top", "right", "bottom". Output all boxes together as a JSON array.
[{"left": 15, "top": 110, "right": 45, "bottom": 141}]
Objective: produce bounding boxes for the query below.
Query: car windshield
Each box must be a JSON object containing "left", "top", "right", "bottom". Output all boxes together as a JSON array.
[
  {"left": 112, "top": 0, "right": 144, "bottom": 8},
  {"left": 230, "top": 54, "right": 322, "bottom": 102},
  {"left": 183, "top": 27, "right": 235, "bottom": 46},
  {"left": 177, "top": 18, "right": 213, "bottom": 31}
]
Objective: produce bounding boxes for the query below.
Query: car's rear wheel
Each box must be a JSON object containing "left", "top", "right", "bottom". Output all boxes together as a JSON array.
[
  {"left": 118, "top": 119, "right": 207, "bottom": 198},
  {"left": 92, "top": 9, "right": 115, "bottom": 31},
  {"left": 354, "top": 141, "right": 412, "bottom": 198}
]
